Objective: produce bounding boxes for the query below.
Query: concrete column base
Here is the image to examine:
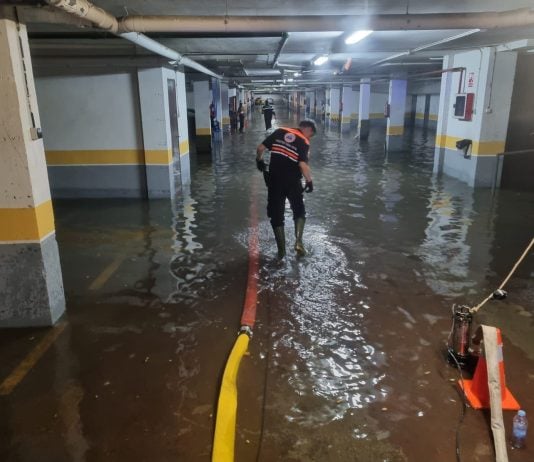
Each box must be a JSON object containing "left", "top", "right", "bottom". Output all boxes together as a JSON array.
[
  {"left": 178, "top": 152, "right": 191, "bottom": 186},
  {"left": 146, "top": 164, "right": 175, "bottom": 198},
  {"left": 0, "top": 235, "right": 65, "bottom": 327},
  {"left": 358, "top": 119, "right": 370, "bottom": 140},
  {"left": 438, "top": 148, "right": 502, "bottom": 188},
  {"left": 195, "top": 134, "right": 212, "bottom": 154},
  {"left": 386, "top": 135, "right": 404, "bottom": 151},
  {"left": 47, "top": 165, "right": 148, "bottom": 198}
]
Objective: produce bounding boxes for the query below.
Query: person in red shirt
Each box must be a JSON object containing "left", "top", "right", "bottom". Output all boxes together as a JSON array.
[{"left": 256, "top": 119, "right": 316, "bottom": 258}]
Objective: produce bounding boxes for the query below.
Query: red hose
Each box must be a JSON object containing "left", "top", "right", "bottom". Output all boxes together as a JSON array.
[{"left": 240, "top": 180, "right": 260, "bottom": 329}]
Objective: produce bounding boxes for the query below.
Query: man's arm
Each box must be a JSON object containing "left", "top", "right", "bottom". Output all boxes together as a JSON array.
[
  {"left": 256, "top": 143, "right": 267, "bottom": 161},
  {"left": 299, "top": 161, "right": 312, "bottom": 183}
]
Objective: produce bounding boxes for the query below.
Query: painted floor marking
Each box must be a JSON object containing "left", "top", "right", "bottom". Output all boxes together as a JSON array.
[
  {"left": 89, "top": 255, "right": 125, "bottom": 291},
  {"left": 0, "top": 322, "right": 67, "bottom": 395}
]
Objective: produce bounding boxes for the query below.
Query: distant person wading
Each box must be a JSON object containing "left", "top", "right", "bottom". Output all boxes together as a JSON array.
[{"left": 262, "top": 100, "right": 276, "bottom": 130}]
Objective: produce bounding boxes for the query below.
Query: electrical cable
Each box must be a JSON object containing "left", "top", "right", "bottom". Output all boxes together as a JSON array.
[{"left": 471, "top": 237, "right": 534, "bottom": 314}]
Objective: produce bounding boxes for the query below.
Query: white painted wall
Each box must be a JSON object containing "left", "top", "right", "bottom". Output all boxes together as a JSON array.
[
  {"left": 416, "top": 95, "right": 426, "bottom": 115},
  {"left": 36, "top": 72, "right": 143, "bottom": 150},
  {"left": 442, "top": 48, "right": 517, "bottom": 143},
  {"left": 370, "top": 92, "right": 388, "bottom": 116},
  {"left": 429, "top": 95, "right": 439, "bottom": 118},
  {"left": 330, "top": 88, "right": 341, "bottom": 116},
  {"left": 192, "top": 80, "right": 211, "bottom": 131}
]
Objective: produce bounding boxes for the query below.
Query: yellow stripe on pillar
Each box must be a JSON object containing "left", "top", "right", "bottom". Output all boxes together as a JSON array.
[
  {"left": 0, "top": 200, "right": 55, "bottom": 242},
  {"left": 179, "top": 140, "right": 190, "bottom": 156},
  {"left": 435, "top": 135, "right": 505, "bottom": 156},
  {"left": 387, "top": 126, "right": 404, "bottom": 136},
  {"left": 145, "top": 149, "right": 172, "bottom": 165},
  {"left": 196, "top": 128, "right": 211, "bottom": 136},
  {"left": 46, "top": 150, "right": 144, "bottom": 165}
]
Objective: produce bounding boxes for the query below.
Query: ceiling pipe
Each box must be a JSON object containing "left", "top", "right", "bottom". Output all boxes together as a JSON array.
[
  {"left": 370, "top": 29, "right": 480, "bottom": 68},
  {"left": 271, "top": 32, "right": 289, "bottom": 69},
  {"left": 120, "top": 32, "right": 221, "bottom": 78},
  {"left": 118, "top": 9, "right": 534, "bottom": 33},
  {"left": 42, "top": 0, "right": 222, "bottom": 79},
  {"left": 46, "top": 0, "right": 118, "bottom": 32}
]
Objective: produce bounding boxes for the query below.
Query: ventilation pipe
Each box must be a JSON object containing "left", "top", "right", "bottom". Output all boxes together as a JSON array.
[
  {"left": 118, "top": 9, "right": 534, "bottom": 34},
  {"left": 43, "top": 0, "right": 222, "bottom": 79}
]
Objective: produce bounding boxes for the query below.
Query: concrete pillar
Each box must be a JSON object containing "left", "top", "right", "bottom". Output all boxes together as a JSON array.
[
  {"left": 221, "top": 83, "right": 230, "bottom": 132},
  {"left": 358, "top": 78, "right": 371, "bottom": 140},
  {"left": 175, "top": 70, "right": 191, "bottom": 186},
  {"left": 211, "top": 78, "right": 222, "bottom": 132},
  {"left": 138, "top": 68, "right": 176, "bottom": 198},
  {"left": 341, "top": 86, "right": 357, "bottom": 133},
  {"left": 0, "top": 8, "right": 65, "bottom": 327},
  {"left": 329, "top": 88, "right": 341, "bottom": 126},
  {"left": 193, "top": 80, "right": 212, "bottom": 153},
  {"left": 434, "top": 48, "right": 517, "bottom": 187},
  {"left": 325, "top": 88, "right": 331, "bottom": 120},
  {"left": 386, "top": 78, "right": 408, "bottom": 151}
]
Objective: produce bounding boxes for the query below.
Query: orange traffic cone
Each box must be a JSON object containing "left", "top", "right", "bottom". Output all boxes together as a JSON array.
[{"left": 459, "top": 328, "right": 520, "bottom": 410}]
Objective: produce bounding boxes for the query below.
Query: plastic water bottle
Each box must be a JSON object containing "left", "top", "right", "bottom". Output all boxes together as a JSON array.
[{"left": 511, "top": 410, "right": 528, "bottom": 449}]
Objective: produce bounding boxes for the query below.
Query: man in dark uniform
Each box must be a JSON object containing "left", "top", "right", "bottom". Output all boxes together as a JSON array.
[
  {"left": 261, "top": 100, "right": 276, "bottom": 130},
  {"left": 256, "top": 119, "right": 316, "bottom": 258}
]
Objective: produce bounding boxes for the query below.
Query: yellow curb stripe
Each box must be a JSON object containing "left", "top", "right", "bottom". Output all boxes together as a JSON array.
[
  {"left": 0, "top": 322, "right": 67, "bottom": 395},
  {"left": 370, "top": 112, "right": 385, "bottom": 119},
  {"left": 415, "top": 112, "right": 425, "bottom": 119},
  {"left": 89, "top": 255, "right": 125, "bottom": 291},
  {"left": 387, "top": 125, "right": 404, "bottom": 136},
  {"left": 0, "top": 200, "right": 55, "bottom": 242},
  {"left": 436, "top": 135, "right": 505, "bottom": 156}
]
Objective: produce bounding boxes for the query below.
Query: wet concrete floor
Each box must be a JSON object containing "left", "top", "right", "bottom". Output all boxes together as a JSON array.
[{"left": 1, "top": 107, "right": 534, "bottom": 461}]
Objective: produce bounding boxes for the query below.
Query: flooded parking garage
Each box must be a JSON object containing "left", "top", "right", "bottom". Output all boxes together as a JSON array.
[{"left": 1, "top": 107, "right": 533, "bottom": 461}]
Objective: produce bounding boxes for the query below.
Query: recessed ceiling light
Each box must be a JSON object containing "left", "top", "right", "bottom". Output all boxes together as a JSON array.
[
  {"left": 313, "top": 55, "right": 329, "bottom": 66},
  {"left": 345, "top": 30, "right": 373, "bottom": 45}
]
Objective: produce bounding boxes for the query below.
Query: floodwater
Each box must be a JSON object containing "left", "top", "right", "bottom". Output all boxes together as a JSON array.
[{"left": 1, "top": 106, "right": 534, "bottom": 462}]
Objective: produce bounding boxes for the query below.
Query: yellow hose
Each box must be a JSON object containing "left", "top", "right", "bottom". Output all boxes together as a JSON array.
[{"left": 212, "top": 333, "right": 250, "bottom": 462}]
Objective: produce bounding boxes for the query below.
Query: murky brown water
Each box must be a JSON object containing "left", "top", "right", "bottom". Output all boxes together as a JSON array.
[{"left": 1, "top": 106, "right": 533, "bottom": 461}]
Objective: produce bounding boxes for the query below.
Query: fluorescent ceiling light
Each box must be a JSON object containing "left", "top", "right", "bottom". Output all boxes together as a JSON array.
[
  {"left": 294, "top": 72, "right": 301, "bottom": 77},
  {"left": 313, "top": 55, "right": 329, "bottom": 66},
  {"left": 287, "top": 78, "right": 294, "bottom": 82},
  {"left": 345, "top": 30, "right": 373, "bottom": 45},
  {"left": 527, "top": 49, "right": 534, "bottom": 53}
]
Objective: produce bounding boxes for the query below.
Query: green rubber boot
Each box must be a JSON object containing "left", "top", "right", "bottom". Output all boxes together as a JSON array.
[
  {"left": 294, "top": 217, "right": 306, "bottom": 256},
  {"left": 273, "top": 226, "right": 286, "bottom": 259}
]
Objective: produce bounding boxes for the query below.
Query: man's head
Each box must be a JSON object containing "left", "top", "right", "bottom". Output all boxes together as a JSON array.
[{"left": 298, "top": 119, "right": 317, "bottom": 139}]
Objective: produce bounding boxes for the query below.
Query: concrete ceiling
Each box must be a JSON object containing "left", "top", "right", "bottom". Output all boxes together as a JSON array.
[{"left": 21, "top": 0, "right": 534, "bottom": 89}]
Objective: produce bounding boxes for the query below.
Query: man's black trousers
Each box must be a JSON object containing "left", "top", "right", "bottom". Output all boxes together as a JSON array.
[{"left": 267, "top": 178, "right": 305, "bottom": 227}]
